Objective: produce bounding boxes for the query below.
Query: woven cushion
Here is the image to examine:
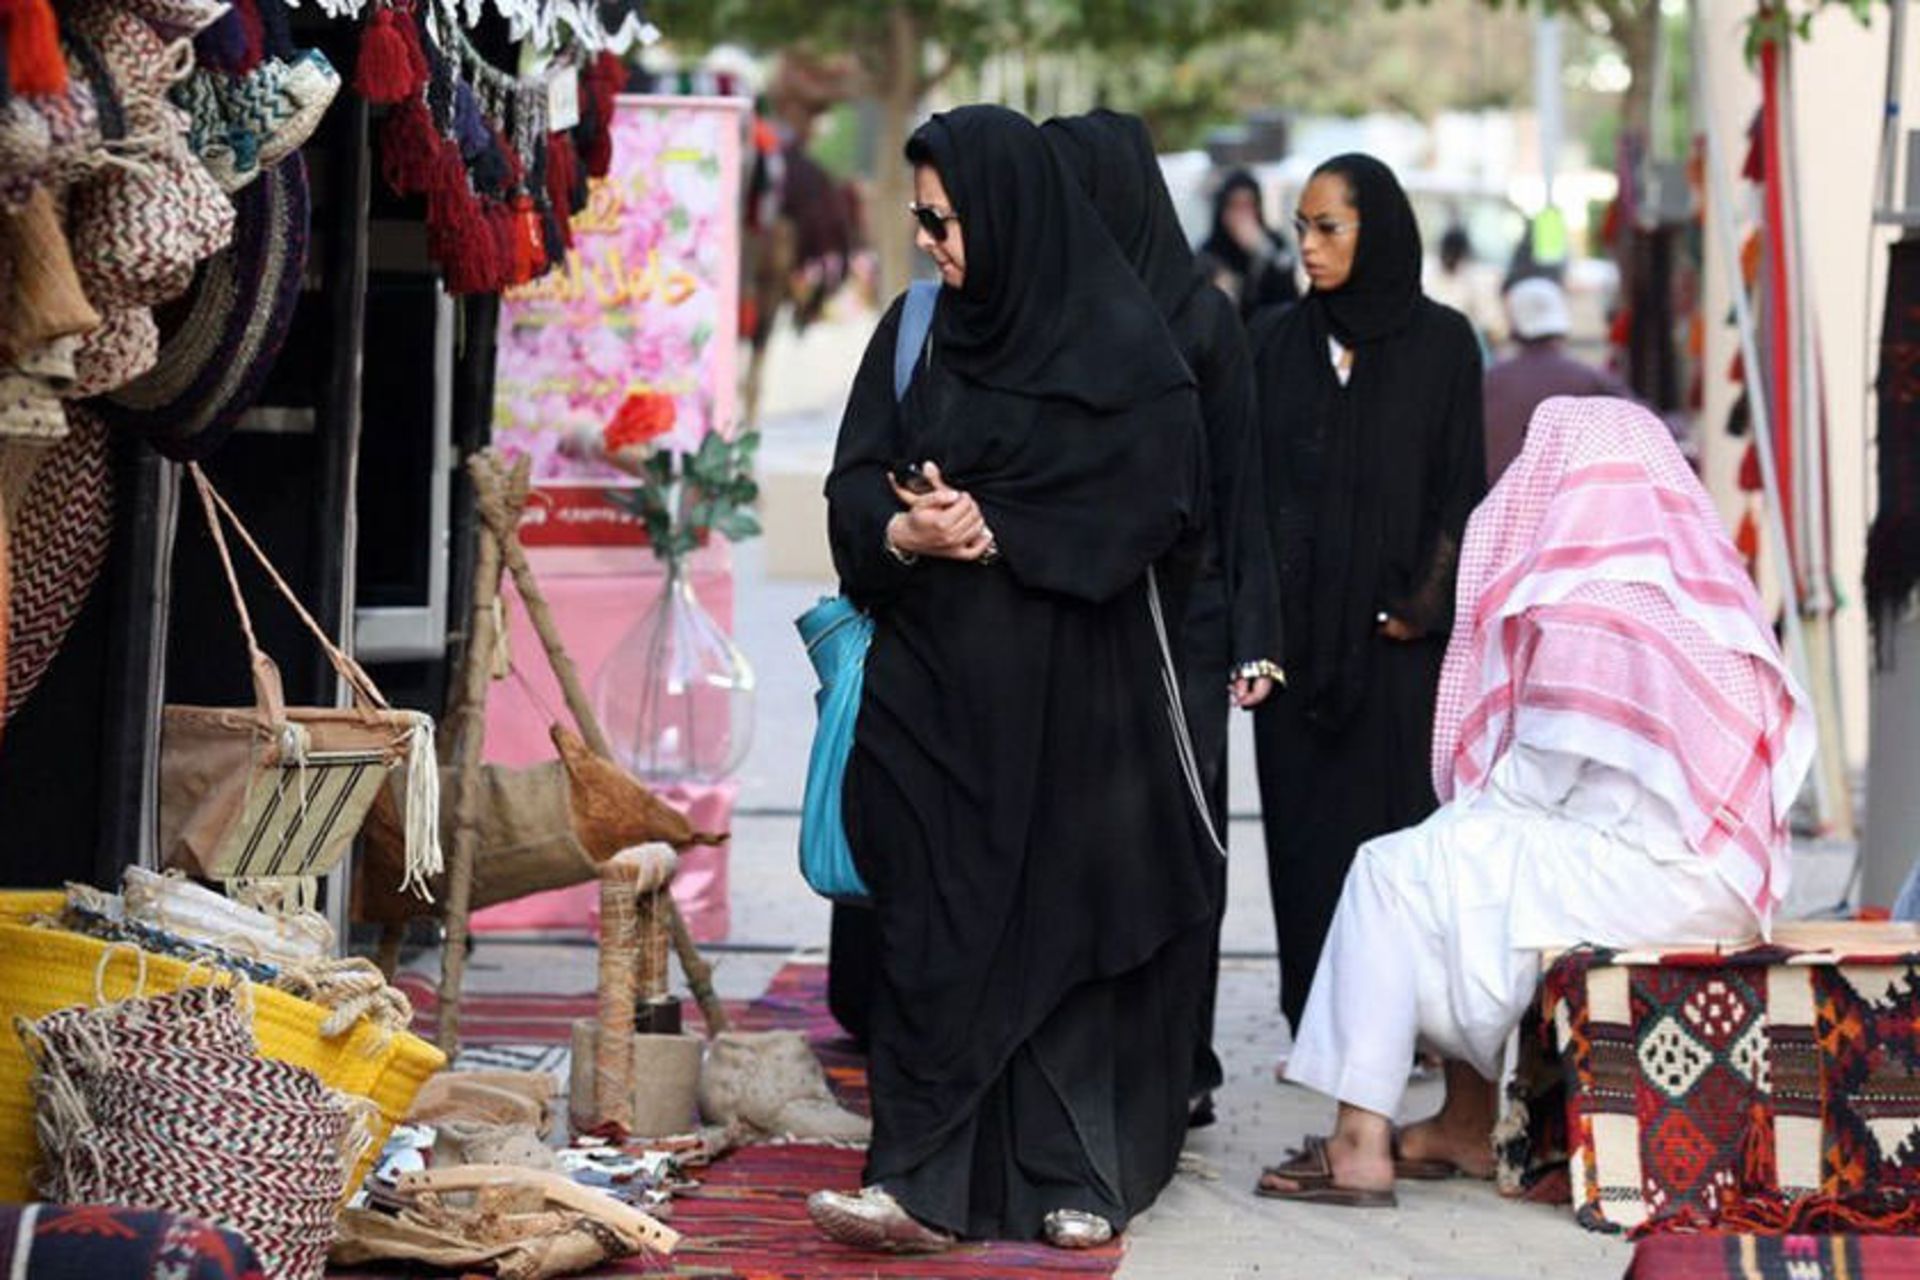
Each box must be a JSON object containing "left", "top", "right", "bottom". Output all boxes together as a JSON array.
[{"left": 1540, "top": 930, "right": 1920, "bottom": 1233}]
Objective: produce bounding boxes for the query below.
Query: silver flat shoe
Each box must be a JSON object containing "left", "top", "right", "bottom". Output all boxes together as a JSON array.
[
  {"left": 1042, "top": 1208, "right": 1115, "bottom": 1249},
  {"left": 807, "top": 1186, "right": 956, "bottom": 1254}
]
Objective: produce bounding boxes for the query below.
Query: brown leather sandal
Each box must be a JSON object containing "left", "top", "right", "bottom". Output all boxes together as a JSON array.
[{"left": 1254, "top": 1136, "right": 1398, "bottom": 1209}]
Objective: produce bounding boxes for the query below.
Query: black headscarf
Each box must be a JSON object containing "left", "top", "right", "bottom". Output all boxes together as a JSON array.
[
  {"left": 1306, "top": 153, "right": 1424, "bottom": 346},
  {"left": 1040, "top": 109, "right": 1206, "bottom": 320},
  {"left": 1199, "top": 169, "right": 1266, "bottom": 276},
  {"left": 905, "top": 105, "right": 1191, "bottom": 411}
]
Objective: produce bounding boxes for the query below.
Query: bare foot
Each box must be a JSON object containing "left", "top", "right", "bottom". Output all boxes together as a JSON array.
[{"left": 1394, "top": 1116, "right": 1495, "bottom": 1180}]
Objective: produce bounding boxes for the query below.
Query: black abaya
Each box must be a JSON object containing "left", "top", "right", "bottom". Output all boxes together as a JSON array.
[
  {"left": 1250, "top": 155, "right": 1485, "bottom": 1031},
  {"left": 1044, "top": 112, "right": 1281, "bottom": 1098},
  {"left": 824, "top": 106, "right": 1216, "bottom": 1241}
]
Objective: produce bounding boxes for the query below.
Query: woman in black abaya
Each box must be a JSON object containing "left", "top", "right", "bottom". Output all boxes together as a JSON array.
[
  {"left": 1251, "top": 154, "right": 1485, "bottom": 1046},
  {"left": 807, "top": 105, "right": 1219, "bottom": 1253},
  {"left": 1199, "top": 168, "right": 1301, "bottom": 321},
  {"left": 1043, "top": 110, "right": 1282, "bottom": 1122}
]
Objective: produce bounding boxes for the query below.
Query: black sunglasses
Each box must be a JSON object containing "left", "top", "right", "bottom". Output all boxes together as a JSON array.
[{"left": 907, "top": 202, "right": 959, "bottom": 243}]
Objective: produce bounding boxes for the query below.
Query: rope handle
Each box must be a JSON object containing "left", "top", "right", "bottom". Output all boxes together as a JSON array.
[{"left": 187, "top": 464, "right": 391, "bottom": 713}]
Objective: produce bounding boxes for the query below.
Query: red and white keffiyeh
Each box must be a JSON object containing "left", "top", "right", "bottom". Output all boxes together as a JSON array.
[{"left": 1432, "top": 396, "right": 1815, "bottom": 920}]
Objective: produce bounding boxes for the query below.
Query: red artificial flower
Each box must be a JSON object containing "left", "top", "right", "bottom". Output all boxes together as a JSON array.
[{"left": 604, "top": 393, "right": 677, "bottom": 452}]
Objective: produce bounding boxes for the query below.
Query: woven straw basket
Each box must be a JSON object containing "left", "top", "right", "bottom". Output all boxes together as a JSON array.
[{"left": 0, "top": 893, "right": 443, "bottom": 1201}]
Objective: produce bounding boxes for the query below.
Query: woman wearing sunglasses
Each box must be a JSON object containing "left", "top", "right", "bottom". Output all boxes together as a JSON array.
[
  {"left": 1247, "top": 154, "right": 1487, "bottom": 1079},
  {"left": 808, "top": 104, "right": 1217, "bottom": 1254}
]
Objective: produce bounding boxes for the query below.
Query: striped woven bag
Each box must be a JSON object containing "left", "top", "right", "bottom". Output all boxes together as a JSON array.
[{"left": 157, "top": 465, "right": 443, "bottom": 903}]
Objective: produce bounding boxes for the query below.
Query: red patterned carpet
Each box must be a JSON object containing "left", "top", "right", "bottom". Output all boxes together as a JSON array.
[{"left": 362, "top": 962, "right": 1122, "bottom": 1278}]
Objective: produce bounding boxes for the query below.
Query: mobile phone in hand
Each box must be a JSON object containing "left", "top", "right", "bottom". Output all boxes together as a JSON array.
[{"left": 892, "top": 461, "right": 936, "bottom": 496}]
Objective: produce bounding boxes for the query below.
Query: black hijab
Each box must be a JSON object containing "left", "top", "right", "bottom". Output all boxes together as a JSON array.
[
  {"left": 1040, "top": 109, "right": 1206, "bottom": 321},
  {"left": 906, "top": 105, "right": 1191, "bottom": 411},
  {"left": 1306, "top": 153, "right": 1423, "bottom": 346},
  {"left": 1199, "top": 169, "right": 1268, "bottom": 275}
]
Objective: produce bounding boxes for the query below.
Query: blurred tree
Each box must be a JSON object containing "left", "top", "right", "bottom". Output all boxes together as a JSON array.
[{"left": 655, "top": 0, "right": 1325, "bottom": 293}]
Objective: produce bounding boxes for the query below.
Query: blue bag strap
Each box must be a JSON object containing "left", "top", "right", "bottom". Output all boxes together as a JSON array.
[{"left": 893, "top": 281, "right": 939, "bottom": 402}]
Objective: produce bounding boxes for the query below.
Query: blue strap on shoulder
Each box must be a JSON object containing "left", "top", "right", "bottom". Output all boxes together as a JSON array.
[{"left": 893, "top": 281, "right": 940, "bottom": 401}]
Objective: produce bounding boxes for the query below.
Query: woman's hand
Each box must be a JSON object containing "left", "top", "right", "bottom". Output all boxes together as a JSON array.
[
  {"left": 1231, "top": 675, "right": 1274, "bottom": 709},
  {"left": 1377, "top": 614, "right": 1423, "bottom": 642},
  {"left": 887, "top": 462, "right": 997, "bottom": 562}
]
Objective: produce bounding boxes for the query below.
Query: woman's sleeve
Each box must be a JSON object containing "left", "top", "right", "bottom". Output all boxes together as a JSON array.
[
  {"left": 824, "top": 299, "right": 912, "bottom": 605},
  {"left": 1198, "top": 301, "right": 1282, "bottom": 668},
  {"left": 973, "top": 387, "right": 1206, "bottom": 605},
  {"left": 1393, "top": 319, "right": 1487, "bottom": 637}
]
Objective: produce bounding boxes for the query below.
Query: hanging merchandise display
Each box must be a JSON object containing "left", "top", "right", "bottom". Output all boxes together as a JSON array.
[
  {"left": 1867, "top": 238, "right": 1920, "bottom": 654},
  {"left": 97, "top": 153, "right": 311, "bottom": 460},
  {"left": 2, "top": 407, "right": 113, "bottom": 723},
  {"left": 360, "top": 0, "right": 627, "bottom": 297}
]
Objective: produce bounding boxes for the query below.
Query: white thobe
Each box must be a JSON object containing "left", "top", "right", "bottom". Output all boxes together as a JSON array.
[{"left": 1285, "top": 744, "right": 1758, "bottom": 1118}]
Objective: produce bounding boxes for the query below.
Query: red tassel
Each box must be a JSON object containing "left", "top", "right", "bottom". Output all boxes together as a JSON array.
[
  {"left": 232, "top": 0, "right": 266, "bottom": 72},
  {"left": 379, "top": 97, "right": 440, "bottom": 196},
  {"left": 1728, "top": 349, "right": 1745, "bottom": 385},
  {"left": 514, "top": 193, "right": 545, "bottom": 279},
  {"left": 545, "top": 133, "right": 577, "bottom": 247},
  {"left": 395, "top": 1, "right": 429, "bottom": 90},
  {"left": 0, "top": 0, "right": 66, "bottom": 96},
  {"left": 1739, "top": 442, "right": 1763, "bottom": 493},
  {"left": 581, "top": 120, "right": 612, "bottom": 182},
  {"left": 426, "top": 143, "right": 498, "bottom": 294},
  {"left": 482, "top": 198, "right": 519, "bottom": 288},
  {"left": 353, "top": 9, "right": 414, "bottom": 104}
]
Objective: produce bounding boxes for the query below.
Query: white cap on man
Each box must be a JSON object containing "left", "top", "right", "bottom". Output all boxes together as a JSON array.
[{"left": 1506, "top": 276, "right": 1571, "bottom": 342}]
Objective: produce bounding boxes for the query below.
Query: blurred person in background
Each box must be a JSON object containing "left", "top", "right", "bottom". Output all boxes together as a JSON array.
[
  {"left": 1197, "top": 168, "right": 1300, "bottom": 321},
  {"left": 1045, "top": 109, "right": 1283, "bottom": 1131},
  {"left": 1423, "top": 224, "right": 1504, "bottom": 361},
  {"left": 1482, "top": 276, "right": 1631, "bottom": 486},
  {"left": 1248, "top": 154, "right": 1485, "bottom": 1071}
]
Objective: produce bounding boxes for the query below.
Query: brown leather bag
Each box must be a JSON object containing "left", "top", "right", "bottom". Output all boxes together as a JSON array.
[{"left": 158, "top": 465, "right": 440, "bottom": 896}]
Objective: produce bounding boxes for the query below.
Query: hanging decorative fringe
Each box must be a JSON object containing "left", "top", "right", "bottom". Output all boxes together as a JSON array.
[
  {"left": 397, "top": 712, "right": 443, "bottom": 902},
  {"left": 0, "top": 0, "right": 64, "bottom": 97},
  {"left": 379, "top": 97, "right": 440, "bottom": 195}
]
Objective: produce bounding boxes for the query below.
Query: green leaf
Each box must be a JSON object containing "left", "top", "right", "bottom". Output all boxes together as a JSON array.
[{"left": 715, "top": 509, "right": 762, "bottom": 542}]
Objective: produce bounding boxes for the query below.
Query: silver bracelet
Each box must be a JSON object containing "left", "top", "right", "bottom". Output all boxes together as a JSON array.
[
  {"left": 884, "top": 524, "right": 918, "bottom": 566},
  {"left": 1232, "top": 659, "right": 1286, "bottom": 687}
]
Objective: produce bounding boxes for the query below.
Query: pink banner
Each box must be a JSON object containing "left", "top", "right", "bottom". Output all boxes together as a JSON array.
[{"left": 492, "top": 95, "right": 746, "bottom": 547}]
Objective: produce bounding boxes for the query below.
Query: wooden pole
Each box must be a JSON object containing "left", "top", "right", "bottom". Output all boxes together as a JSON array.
[
  {"left": 467, "top": 451, "right": 732, "bottom": 1035},
  {"left": 435, "top": 455, "right": 522, "bottom": 1055}
]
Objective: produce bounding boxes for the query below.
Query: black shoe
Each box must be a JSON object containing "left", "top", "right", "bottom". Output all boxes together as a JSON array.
[{"left": 1187, "top": 1091, "right": 1217, "bottom": 1129}]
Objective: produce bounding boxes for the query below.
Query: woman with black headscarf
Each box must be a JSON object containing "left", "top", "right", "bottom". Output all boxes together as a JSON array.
[
  {"left": 806, "top": 105, "right": 1219, "bottom": 1253},
  {"left": 1043, "top": 109, "right": 1282, "bottom": 1125},
  {"left": 1199, "top": 168, "right": 1301, "bottom": 321},
  {"left": 1250, "top": 154, "right": 1486, "bottom": 1052}
]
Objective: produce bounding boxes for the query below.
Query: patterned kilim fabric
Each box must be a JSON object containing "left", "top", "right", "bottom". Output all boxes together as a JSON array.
[
  {"left": 1627, "top": 1233, "right": 1920, "bottom": 1279},
  {"left": 0, "top": 1204, "right": 265, "bottom": 1279},
  {"left": 1538, "top": 944, "right": 1920, "bottom": 1234}
]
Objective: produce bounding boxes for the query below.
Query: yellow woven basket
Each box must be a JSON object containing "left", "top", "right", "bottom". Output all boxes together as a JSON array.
[{"left": 0, "top": 893, "right": 444, "bottom": 1201}]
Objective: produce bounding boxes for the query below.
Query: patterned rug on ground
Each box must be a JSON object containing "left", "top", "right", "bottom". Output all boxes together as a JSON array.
[
  {"left": 1626, "top": 1233, "right": 1920, "bottom": 1279},
  {"left": 362, "top": 962, "right": 1121, "bottom": 1278}
]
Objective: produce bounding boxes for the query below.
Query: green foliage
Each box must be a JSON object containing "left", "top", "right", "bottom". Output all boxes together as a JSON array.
[
  {"left": 653, "top": 0, "right": 1324, "bottom": 75},
  {"left": 1744, "top": 0, "right": 1876, "bottom": 59},
  {"left": 607, "top": 431, "right": 763, "bottom": 566}
]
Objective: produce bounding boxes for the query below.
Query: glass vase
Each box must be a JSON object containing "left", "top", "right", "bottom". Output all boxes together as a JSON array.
[{"left": 593, "top": 565, "right": 755, "bottom": 785}]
